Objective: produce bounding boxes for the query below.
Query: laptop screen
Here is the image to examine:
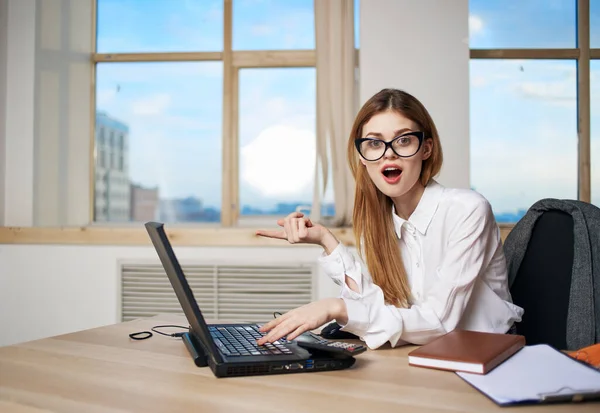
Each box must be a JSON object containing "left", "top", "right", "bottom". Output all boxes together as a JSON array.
[{"left": 144, "top": 221, "right": 223, "bottom": 364}]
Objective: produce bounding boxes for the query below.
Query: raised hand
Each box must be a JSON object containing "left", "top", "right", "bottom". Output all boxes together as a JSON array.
[{"left": 256, "top": 212, "right": 328, "bottom": 246}]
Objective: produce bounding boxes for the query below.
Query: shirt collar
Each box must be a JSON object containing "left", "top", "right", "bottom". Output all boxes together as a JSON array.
[{"left": 391, "top": 179, "right": 445, "bottom": 239}]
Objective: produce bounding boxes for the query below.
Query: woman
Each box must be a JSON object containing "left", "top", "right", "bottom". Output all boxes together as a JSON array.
[{"left": 256, "top": 88, "right": 523, "bottom": 349}]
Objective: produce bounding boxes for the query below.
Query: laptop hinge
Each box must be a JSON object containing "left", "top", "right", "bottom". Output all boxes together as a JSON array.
[{"left": 182, "top": 331, "right": 209, "bottom": 367}]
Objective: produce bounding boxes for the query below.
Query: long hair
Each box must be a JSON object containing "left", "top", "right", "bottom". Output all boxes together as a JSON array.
[{"left": 347, "top": 89, "right": 443, "bottom": 307}]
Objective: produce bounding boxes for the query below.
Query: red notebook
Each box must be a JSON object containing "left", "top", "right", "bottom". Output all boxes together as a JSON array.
[{"left": 407, "top": 329, "right": 526, "bottom": 374}]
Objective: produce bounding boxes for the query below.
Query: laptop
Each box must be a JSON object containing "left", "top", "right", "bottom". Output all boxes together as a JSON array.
[{"left": 144, "top": 221, "right": 359, "bottom": 378}]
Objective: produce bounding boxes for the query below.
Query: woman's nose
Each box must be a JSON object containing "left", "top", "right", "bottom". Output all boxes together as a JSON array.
[{"left": 382, "top": 145, "right": 398, "bottom": 159}]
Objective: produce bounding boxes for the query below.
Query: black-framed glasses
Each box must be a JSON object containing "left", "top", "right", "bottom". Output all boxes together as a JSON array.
[{"left": 355, "top": 131, "right": 425, "bottom": 161}]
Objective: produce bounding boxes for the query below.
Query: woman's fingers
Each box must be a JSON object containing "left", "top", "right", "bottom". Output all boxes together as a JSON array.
[
  {"left": 257, "top": 313, "right": 290, "bottom": 345},
  {"left": 257, "top": 212, "right": 314, "bottom": 245},
  {"left": 255, "top": 229, "right": 287, "bottom": 239},
  {"left": 283, "top": 217, "right": 295, "bottom": 243},
  {"left": 259, "top": 319, "right": 297, "bottom": 345},
  {"left": 287, "top": 212, "right": 305, "bottom": 243},
  {"left": 297, "top": 217, "right": 307, "bottom": 239},
  {"left": 286, "top": 324, "right": 310, "bottom": 341},
  {"left": 258, "top": 315, "right": 283, "bottom": 334}
]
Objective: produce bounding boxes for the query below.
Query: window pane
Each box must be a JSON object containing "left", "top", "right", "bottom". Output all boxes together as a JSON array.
[
  {"left": 233, "top": 0, "right": 314, "bottom": 50},
  {"left": 592, "top": 60, "right": 599, "bottom": 207},
  {"left": 96, "top": 0, "right": 223, "bottom": 53},
  {"left": 470, "top": 60, "right": 577, "bottom": 222},
  {"left": 592, "top": 0, "right": 600, "bottom": 48},
  {"left": 469, "top": 0, "right": 575, "bottom": 48},
  {"left": 238, "top": 68, "right": 316, "bottom": 216},
  {"left": 95, "top": 62, "right": 223, "bottom": 223}
]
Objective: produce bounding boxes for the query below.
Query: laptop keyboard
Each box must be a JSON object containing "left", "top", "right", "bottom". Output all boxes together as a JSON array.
[{"left": 208, "top": 325, "right": 294, "bottom": 357}]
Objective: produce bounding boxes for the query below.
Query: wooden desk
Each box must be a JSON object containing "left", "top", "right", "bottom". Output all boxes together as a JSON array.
[{"left": 0, "top": 315, "right": 597, "bottom": 413}]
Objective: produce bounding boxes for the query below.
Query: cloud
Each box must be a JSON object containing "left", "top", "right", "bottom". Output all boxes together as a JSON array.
[
  {"left": 238, "top": 69, "right": 316, "bottom": 146},
  {"left": 233, "top": 5, "right": 314, "bottom": 49},
  {"left": 241, "top": 124, "right": 315, "bottom": 197},
  {"left": 471, "top": 119, "right": 579, "bottom": 213},
  {"left": 470, "top": 76, "right": 487, "bottom": 88},
  {"left": 514, "top": 81, "right": 575, "bottom": 104},
  {"left": 250, "top": 25, "right": 274, "bottom": 36},
  {"left": 128, "top": 130, "right": 222, "bottom": 205},
  {"left": 97, "top": 61, "right": 222, "bottom": 84},
  {"left": 183, "top": 0, "right": 223, "bottom": 20},
  {"left": 97, "top": 88, "right": 118, "bottom": 107},
  {"left": 469, "top": 15, "right": 484, "bottom": 35},
  {"left": 512, "top": 65, "right": 576, "bottom": 107},
  {"left": 471, "top": 60, "right": 579, "bottom": 107},
  {"left": 236, "top": 68, "right": 316, "bottom": 205},
  {"left": 165, "top": 15, "right": 223, "bottom": 51},
  {"left": 131, "top": 94, "right": 172, "bottom": 116}
]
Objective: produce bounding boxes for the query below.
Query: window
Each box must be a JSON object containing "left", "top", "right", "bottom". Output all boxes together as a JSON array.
[
  {"left": 469, "top": 0, "right": 596, "bottom": 222},
  {"left": 591, "top": 0, "right": 600, "bottom": 48},
  {"left": 469, "top": 0, "right": 576, "bottom": 48},
  {"left": 470, "top": 59, "right": 577, "bottom": 222},
  {"left": 93, "top": 0, "right": 318, "bottom": 225},
  {"left": 94, "top": 62, "right": 223, "bottom": 223},
  {"left": 96, "top": 0, "right": 223, "bottom": 52},
  {"left": 238, "top": 67, "right": 316, "bottom": 216},
  {"left": 232, "top": 0, "right": 314, "bottom": 50}
]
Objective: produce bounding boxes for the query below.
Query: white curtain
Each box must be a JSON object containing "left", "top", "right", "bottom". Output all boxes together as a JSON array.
[{"left": 312, "top": 0, "right": 356, "bottom": 227}]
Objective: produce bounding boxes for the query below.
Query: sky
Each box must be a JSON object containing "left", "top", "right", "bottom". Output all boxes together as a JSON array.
[{"left": 95, "top": 0, "right": 600, "bottom": 218}]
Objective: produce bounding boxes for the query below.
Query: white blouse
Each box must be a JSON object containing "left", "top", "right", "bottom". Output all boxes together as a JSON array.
[{"left": 318, "top": 180, "right": 524, "bottom": 349}]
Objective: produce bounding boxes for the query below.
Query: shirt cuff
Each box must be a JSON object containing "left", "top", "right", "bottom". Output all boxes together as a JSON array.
[
  {"left": 339, "top": 296, "right": 369, "bottom": 338},
  {"left": 317, "top": 243, "right": 363, "bottom": 291}
]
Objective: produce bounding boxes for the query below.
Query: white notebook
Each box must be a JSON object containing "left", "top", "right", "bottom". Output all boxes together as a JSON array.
[{"left": 457, "top": 344, "right": 600, "bottom": 406}]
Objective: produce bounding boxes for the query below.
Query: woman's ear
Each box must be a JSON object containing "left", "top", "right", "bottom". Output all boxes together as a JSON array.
[{"left": 422, "top": 138, "right": 433, "bottom": 160}]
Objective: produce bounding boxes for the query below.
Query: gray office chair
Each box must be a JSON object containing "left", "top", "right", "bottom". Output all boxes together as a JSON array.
[{"left": 503, "top": 198, "right": 600, "bottom": 351}]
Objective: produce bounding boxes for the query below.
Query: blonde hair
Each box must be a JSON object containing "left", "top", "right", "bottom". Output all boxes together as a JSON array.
[{"left": 346, "top": 89, "right": 443, "bottom": 307}]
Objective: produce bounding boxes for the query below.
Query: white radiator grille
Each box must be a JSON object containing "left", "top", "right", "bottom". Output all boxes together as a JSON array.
[{"left": 121, "top": 263, "right": 314, "bottom": 322}]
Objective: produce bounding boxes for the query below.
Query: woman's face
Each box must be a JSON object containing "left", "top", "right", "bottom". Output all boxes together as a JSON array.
[{"left": 359, "top": 110, "right": 432, "bottom": 200}]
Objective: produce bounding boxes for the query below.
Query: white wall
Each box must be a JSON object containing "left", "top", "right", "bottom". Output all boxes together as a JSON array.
[
  {"left": 0, "top": 244, "right": 342, "bottom": 346},
  {"left": 34, "top": 0, "right": 92, "bottom": 226},
  {"left": 360, "top": 0, "right": 470, "bottom": 189},
  {"left": 0, "top": 0, "right": 91, "bottom": 228},
  {"left": 3, "top": 0, "right": 36, "bottom": 226},
  {"left": 0, "top": 0, "right": 7, "bottom": 225}
]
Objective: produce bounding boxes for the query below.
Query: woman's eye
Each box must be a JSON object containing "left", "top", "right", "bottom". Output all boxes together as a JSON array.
[{"left": 368, "top": 140, "right": 383, "bottom": 148}]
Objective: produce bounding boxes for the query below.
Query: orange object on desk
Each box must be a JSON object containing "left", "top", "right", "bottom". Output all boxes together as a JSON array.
[{"left": 569, "top": 343, "right": 600, "bottom": 369}]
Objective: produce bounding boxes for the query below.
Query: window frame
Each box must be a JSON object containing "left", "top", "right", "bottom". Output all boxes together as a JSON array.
[
  {"left": 89, "top": 0, "right": 317, "bottom": 227},
  {"left": 470, "top": 0, "right": 596, "bottom": 205},
  {"left": 89, "top": 0, "right": 597, "bottom": 228}
]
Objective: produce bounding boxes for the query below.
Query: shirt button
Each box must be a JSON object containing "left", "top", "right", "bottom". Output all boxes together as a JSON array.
[{"left": 416, "top": 262, "right": 420, "bottom": 268}]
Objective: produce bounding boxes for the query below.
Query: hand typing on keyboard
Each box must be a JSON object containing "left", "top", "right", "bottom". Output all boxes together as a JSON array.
[
  {"left": 209, "top": 325, "right": 295, "bottom": 356},
  {"left": 256, "top": 298, "right": 348, "bottom": 346}
]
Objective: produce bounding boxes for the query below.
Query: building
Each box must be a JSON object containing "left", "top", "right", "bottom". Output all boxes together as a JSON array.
[
  {"left": 94, "top": 112, "right": 131, "bottom": 222},
  {"left": 130, "top": 184, "right": 159, "bottom": 222},
  {"left": 159, "top": 197, "right": 220, "bottom": 222}
]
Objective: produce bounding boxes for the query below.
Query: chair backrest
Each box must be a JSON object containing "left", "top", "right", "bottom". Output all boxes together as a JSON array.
[{"left": 509, "top": 210, "right": 574, "bottom": 349}]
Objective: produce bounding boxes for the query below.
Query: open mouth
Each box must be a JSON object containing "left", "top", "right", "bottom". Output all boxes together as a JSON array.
[
  {"left": 381, "top": 166, "right": 403, "bottom": 184},
  {"left": 382, "top": 167, "right": 402, "bottom": 179}
]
